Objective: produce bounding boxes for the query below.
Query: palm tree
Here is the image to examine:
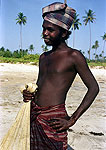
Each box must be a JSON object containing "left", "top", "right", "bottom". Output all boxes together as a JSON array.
[
  {"left": 88, "top": 50, "right": 90, "bottom": 59},
  {"left": 99, "top": 54, "right": 102, "bottom": 61},
  {"left": 29, "top": 44, "right": 34, "bottom": 54},
  {"left": 0, "top": 46, "right": 5, "bottom": 52},
  {"left": 83, "top": 9, "right": 96, "bottom": 61},
  {"left": 71, "top": 13, "right": 82, "bottom": 48},
  {"left": 101, "top": 32, "right": 106, "bottom": 60},
  {"left": 16, "top": 12, "right": 27, "bottom": 50},
  {"left": 92, "top": 45, "right": 95, "bottom": 60},
  {"left": 92, "top": 40, "right": 99, "bottom": 62},
  {"left": 41, "top": 45, "right": 48, "bottom": 52}
]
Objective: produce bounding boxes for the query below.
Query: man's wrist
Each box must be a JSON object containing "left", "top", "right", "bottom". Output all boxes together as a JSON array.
[{"left": 68, "top": 115, "right": 78, "bottom": 127}]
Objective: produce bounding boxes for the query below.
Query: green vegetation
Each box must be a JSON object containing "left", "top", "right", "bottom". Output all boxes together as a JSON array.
[
  {"left": 101, "top": 33, "right": 106, "bottom": 60},
  {"left": 0, "top": 47, "right": 39, "bottom": 64},
  {"left": 92, "top": 40, "right": 99, "bottom": 62},
  {"left": 0, "top": 55, "right": 39, "bottom": 64},
  {"left": 0, "top": 46, "right": 106, "bottom": 67},
  {"left": 29, "top": 44, "right": 34, "bottom": 54},
  {"left": 41, "top": 45, "right": 49, "bottom": 52},
  {"left": 88, "top": 61, "right": 106, "bottom": 68}
]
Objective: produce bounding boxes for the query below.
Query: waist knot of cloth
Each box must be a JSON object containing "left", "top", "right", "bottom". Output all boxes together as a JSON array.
[{"left": 31, "top": 100, "right": 67, "bottom": 123}]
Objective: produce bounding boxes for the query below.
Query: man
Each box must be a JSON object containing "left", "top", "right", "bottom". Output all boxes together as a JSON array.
[{"left": 23, "top": 2, "right": 99, "bottom": 150}]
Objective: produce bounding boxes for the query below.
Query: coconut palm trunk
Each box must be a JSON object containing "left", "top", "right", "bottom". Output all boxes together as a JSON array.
[
  {"left": 95, "top": 48, "right": 97, "bottom": 62},
  {"left": 20, "top": 24, "right": 22, "bottom": 50},
  {"left": 89, "top": 22, "right": 91, "bottom": 61},
  {"left": 73, "top": 28, "right": 75, "bottom": 48},
  {"left": 71, "top": 13, "right": 82, "bottom": 48}
]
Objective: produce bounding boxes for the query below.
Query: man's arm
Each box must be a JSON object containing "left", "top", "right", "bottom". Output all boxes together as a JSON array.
[{"left": 68, "top": 51, "right": 99, "bottom": 123}]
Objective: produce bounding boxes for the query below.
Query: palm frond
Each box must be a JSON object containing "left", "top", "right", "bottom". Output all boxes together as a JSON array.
[
  {"left": 71, "top": 13, "right": 81, "bottom": 30},
  {"left": 83, "top": 9, "right": 96, "bottom": 25},
  {"left": 16, "top": 12, "right": 27, "bottom": 25}
]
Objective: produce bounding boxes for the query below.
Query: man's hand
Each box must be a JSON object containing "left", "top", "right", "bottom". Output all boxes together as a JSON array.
[
  {"left": 49, "top": 117, "right": 76, "bottom": 132},
  {"left": 23, "top": 89, "right": 35, "bottom": 102}
]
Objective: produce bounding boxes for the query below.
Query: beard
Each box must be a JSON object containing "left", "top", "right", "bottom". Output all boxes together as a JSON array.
[{"left": 44, "top": 32, "right": 62, "bottom": 46}]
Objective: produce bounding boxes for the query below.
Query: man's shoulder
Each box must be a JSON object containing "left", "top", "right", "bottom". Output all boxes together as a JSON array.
[
  {"left": 66, "top": 48, "right": 86, "bottom": 65},
  {"left": 39, "top": 52, "right": 48, "bottom": 59},
  {"left": 66, "top": 48, "right": 83, "bottom": 58},
  {"left": 67, "top": 48, "right": 80, "bottom": 54},
  {"left": 40, "top": 53, "right": 45, "bottom": 59},
  {"left": 40, "top": 51, "right": 52, "bottom": 57}
]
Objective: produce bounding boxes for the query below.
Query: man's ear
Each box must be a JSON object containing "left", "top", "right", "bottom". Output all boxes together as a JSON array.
[{"left": 62, "top": 30, "right": 67, "bottom": 38}]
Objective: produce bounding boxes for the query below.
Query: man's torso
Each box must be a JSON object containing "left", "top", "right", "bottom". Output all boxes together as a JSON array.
[{"left": 36, "top": 48, "right": 77, "bottom": 107}]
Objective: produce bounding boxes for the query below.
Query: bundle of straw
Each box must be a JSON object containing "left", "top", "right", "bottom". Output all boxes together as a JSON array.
[
  {"left": 0, "top": 82, "right": 37, "bottom": 150},
  {"left": 0, "top": 102, "right": 30, "bottom": 150}
]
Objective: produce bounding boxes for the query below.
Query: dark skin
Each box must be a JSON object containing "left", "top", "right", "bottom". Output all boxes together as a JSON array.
[{"left": 23, "top": 20, "right": 99, "bottom": 132}]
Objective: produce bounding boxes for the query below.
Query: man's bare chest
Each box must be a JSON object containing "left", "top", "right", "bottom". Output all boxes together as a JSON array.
[{"left": 40, "top": 54, "right": 74, "bottom": 74}]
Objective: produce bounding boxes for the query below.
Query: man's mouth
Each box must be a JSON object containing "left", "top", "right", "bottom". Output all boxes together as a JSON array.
[{"left": 44, "top": 38, "right": 50, "bottom": 42}]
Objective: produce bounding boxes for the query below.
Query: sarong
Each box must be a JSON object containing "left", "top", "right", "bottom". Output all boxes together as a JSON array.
[{"left": 30, "top": 100, "right": 68, "bottom": 150}]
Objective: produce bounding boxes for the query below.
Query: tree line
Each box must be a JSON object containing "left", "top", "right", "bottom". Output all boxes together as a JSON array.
[
  {"left": 0, "top": 44, "right": 39, "bottom": 58},
  {"left": 0, "top": 44, "right": 48, "bottom": 58},
  {"left": 0, "top": 47, "right": 28, "bottom": 58},
  {"left": 0, "top": 46, "right": 40, "bottom": 64}
]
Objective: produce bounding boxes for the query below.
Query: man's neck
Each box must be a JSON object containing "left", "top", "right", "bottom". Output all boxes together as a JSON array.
[{"left": 52, "top": 41, "right": 68, "bottom": 52}]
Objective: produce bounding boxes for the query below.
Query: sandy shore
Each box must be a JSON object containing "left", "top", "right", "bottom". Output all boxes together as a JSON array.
[{"left": 0, "top": 63, "right": 106, "bottom": 150}]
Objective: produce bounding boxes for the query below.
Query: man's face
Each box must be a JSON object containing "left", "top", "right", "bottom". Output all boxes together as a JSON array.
[{"left": 42, "top": 20, "right": 62, "bottom": 46}]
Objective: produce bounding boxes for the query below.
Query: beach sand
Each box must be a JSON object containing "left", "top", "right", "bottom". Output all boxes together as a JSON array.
[{"left": 0, "top": 63, "right": 106, "bottom": 150}]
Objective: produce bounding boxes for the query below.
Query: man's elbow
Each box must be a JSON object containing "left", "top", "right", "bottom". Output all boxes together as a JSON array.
[
  {"left": 94, "top": 83, "right": 100, "bottom": 95},
  {"left": 89, "top": 82, "right": 99, "bottom": 96}
]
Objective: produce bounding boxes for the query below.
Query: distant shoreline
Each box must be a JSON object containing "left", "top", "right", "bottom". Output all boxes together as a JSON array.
[{"left": 0, "top": 62, "right": 106, "bottom": 70}]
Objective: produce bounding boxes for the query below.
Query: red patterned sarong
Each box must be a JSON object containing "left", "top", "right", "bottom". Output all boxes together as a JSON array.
[{"left": 30, "top": 100, "right": 68, "bottom": 150}]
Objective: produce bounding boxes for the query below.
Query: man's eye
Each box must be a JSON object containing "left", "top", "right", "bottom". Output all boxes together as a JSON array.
[{"left": 48, "top": 28, "right": 54, "bottom": 32}]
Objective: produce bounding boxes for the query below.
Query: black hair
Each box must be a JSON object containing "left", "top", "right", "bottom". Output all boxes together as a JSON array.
[{"left": 59, "top": 27, "right": 72, "bottom": 41}]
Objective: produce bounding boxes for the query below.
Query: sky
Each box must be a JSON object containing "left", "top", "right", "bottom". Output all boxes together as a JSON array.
[{"left": 0, "top": 0, "right": 106, "bottom": 58}]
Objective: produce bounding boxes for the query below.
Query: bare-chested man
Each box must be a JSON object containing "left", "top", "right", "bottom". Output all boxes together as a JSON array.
[{"left": 23, "top": 2, "right": 99, "bottom": 150}]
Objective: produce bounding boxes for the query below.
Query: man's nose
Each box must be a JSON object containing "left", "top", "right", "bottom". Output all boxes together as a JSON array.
[{"left": 44, "top": 30, "right": 49, "bottom": 36}]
